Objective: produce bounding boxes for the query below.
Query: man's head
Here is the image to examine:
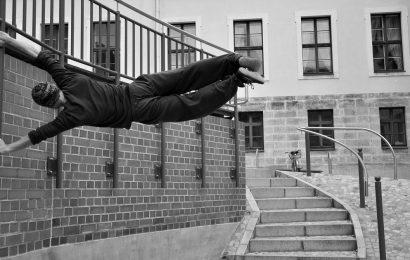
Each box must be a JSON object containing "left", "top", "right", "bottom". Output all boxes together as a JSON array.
[{"left": 32, "top": 82, "right": 62, "bottom": 108}]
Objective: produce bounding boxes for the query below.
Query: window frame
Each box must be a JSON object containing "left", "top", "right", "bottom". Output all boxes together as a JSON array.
[
  {"left": 365, "top": 7, "right": 410, "bottom": 77},
  {"left": 295, "top": 10, "right": 339, "bottom": 80},
  {"left": 307, "top": 109, "right": 335, "bottom": 151},
  {"left": 371, "top": 13, "right": 404, "bottom": 73},
  {"left": 379, "top": 107, "right": 407, "bottom": 149},
  {"left": 42, "top": 23, "right": 69, "bottom": 54},
  {"left": 301, "top": 16, "right": 333, "bottom": 76},
  {"left": 239, "top": 111, "right": 264, "bottom": 152},
  {"left": 167, "top": 22, "right": 197, "bottom": 69},
  {"left": 92, "top": 21, "right": 117, "bottom": 75},
  {"left": 233, "top": 19, "right": 264, "bottom": 76},
  {"left": 227, "top": 14, "right": 270, "bottom": 80}
]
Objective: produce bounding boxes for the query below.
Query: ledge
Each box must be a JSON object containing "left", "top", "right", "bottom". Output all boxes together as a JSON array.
[{"left": 221, "top": 186, "right": 260, "bottom": 260}]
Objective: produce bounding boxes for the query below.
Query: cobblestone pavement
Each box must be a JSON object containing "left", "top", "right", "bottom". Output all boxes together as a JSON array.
[{"left": 290, "top": 172, "right": 410, "bottom": 260}]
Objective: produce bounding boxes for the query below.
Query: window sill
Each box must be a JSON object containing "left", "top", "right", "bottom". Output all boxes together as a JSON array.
[
  {"left": 382, "top": 146, "right": 408, "bottom": 150},
  {"left": 310, "top": 147, "right": 336, "bottom": 152},
  {"left": 369, "top": 71, "right": 410, "bottom": 77},
  {"left": 246, "top": 149, "right": 264, "bottom": 153},
  {"left": 298, "top": 74, "right": 339, "bottom": 80}
]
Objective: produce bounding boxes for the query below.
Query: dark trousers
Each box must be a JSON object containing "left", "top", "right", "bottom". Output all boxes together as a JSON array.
[{"left": 129, "top": 53, "right": 242, "bottom": 124}]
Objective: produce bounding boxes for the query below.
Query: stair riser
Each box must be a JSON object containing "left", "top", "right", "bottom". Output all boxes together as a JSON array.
[
  {"left": 248, "top": 179, "right": 271, "bottom": 187},
  {"left": 247, "top": 172, "right": 273, "bottom": 178},
  {"left": 261, "top": 211, "right": 348, "bottom": 223},
  {"left": 250, "top": 240, "right": 357, "bottom": 252},
  {"left": 255, "top": 225, "right": 354, "bottom": 237},
  {"left": 247, "top": 178, "right": 298, "bottom": 188},
  {"left": 252, "top": 188, "right": 315, "bottom": 199},
  {"left": 271, "top": 179, "right": 297, "bottom": 187},
  {"left": 252, "top": 188, "right": 285, "bottom": 198},
  {"left": 286, "top": 188, "right": 315, "bottom": 198},
  {"left": 257, "top": 199, "right": 332, "bottom": 210}
]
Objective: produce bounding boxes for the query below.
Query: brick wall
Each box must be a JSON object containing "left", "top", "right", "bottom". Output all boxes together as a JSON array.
[
  {"left": 0, "top": 55, "right": 246, "bottom": 258},
  {"left": 241, "top": 93, "right": 410, "bottom": 178}
]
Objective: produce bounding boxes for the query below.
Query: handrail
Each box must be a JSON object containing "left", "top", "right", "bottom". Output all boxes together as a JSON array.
[
  {"left": 297, "top": 127, "right": 369, "bottom": 196},
  {"left": 301, "top": 126, "right": 397, "bottom": 180},
  {"left": 115, "top": 0, "right": 234, "bottom": 55},
  {"left": 1, "top": 0, "right": 247, "bottom": 188}
]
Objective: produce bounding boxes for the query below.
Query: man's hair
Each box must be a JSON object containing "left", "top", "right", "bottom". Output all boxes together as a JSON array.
[{"left": 32, "top": 82, "right": 60, "bottom": 107}]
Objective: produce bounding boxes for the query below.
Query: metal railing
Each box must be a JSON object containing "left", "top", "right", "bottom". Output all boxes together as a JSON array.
[
  {"left": 0, "top": 0, "right": 245, "bottom": 188},
  {"left": 300, "top": 127, "right": 397, "bottom": 179},
  {"left": 299, "top": 126, "right": 398, "bottom": 208},
  {"left": 298, "top": 128, "right": 369, "bottom": 208}
]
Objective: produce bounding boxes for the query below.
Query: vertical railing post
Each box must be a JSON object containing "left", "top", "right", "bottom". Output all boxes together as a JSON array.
[
  {"left": 358, "top": 148, "right": 365, "bottom": 208},
  {"left": 200, "top": 118, "right": 205, "bottom": 188},
  {"left": 113, "top": 11, "right": 121, "bottom": 188},
  {"left": 233, "top": 95, "right": 239, "bottom": 187},
  {"left": 0, "top": 0, "right": 5, "bottom": 135},
  {"left": 304, "top": 132, "right": 311, "bottom": 176},
  {"left": 56, "top": 0, "right": 65, "bottom": 188},
  {"left": 155, "top": 33, "right": 166, "bottom": 188},
  {"left": 375, "top": 177, "right": 387, "bottom": 260},
  {"left": 159, "top": 124, "right": 165, "bottom": 188}
]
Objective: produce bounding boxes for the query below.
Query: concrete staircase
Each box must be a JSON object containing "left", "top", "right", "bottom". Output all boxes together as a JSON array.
[{"left": 244, "top": 169, "right": 365, "bottom": 260}]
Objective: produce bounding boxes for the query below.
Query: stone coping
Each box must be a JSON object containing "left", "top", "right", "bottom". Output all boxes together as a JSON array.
[{"left": 221, "top": 186, "right": 260, "bottom": 260}]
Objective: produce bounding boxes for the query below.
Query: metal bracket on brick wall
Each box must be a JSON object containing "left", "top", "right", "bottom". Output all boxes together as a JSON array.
[
  {"left": 229, "top": 127, "right": 235, "bottom": 138},
  {"left": 105, "top": 161, "right": 114, "bottom": 178},
  {"left": 47, "top": 157, "right": 58, "bottom": 177},
  {"left": 195, "top": 167, "right": 203, "bottom": 180},
  {"left": 195, "top": 121, "right": 202, "bottom": 134},
  {"left": 230, "top": 168, "right": 237, "bottom": 180},
  {"left": 154, "top": 164, "right": 162, "bottom": 179}
]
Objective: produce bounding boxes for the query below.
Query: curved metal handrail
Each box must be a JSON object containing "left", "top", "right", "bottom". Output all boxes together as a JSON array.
[
  {"left": 297, "top": 128, "right": 369, "bottom": 196},
  {"left": 302, "top": 127, "right": 397, "bottom": 180}
]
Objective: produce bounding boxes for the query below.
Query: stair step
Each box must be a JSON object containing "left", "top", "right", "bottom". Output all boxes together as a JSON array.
[
  {"left": 251, "top": 187, "right": 315, "bottom": 199},
  {"left": 256, "top": 197, "right": 333, "bottom": 210},
  {"left": 247, "top": 178, "right": 271, "bottom": 187},
  {"left": 255, "top": 221, "right": 354, "bottom": 237},
  {"left": 246, "top": 168, "right": 274, "bottom": 178},
  {"left": 270, "top": 178, "right": 297, "bottom": 187},
  {"left": 261, "top": 208, "right": 348, "bottom": 223},
  {"left": 249, "top": 236, "right": 357, "bottom": 252},
  {"left": 245, "top": 251, "right": 358, "bottom": 260}
]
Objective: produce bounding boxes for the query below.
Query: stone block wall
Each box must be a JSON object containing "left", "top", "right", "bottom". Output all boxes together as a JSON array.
[
  {"left": 0, "top": 55, "right": 245, "bottom": 258},
  {"left": 241, "top": 93, "right": 410, "bottom": 178}
]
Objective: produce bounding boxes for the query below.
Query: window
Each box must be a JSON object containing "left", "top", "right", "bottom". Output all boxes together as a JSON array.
[
  {"left": 43, "top": 23, "right": 69, "bottom": 55},
  {"left": 168, "top": 23, "right": 196, "bottom": 69},
  {"left": 301, "top": 17, "right": 332, "bottom": 75},
  {"left": 379, "top": 107, "right": 407, "bottom": 148},
  {"left": 239, "top": 112, "right": 264, "bottom": 151},
  {"left": 93, "top": 21, "right": 116, "bottom": 75},
  {"left": 234, "top": 20, "right": 264, "bottom": 75},
  {"left": 307, "top": 109, "right": 335, "bottom": 150},
  {"left": 371, "top": 13, "right": 404, "bottom": 72}
]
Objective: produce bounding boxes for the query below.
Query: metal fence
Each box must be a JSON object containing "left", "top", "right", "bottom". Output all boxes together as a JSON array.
[{"left": 0, "top": 0, "right": 245, "bottom": 188}]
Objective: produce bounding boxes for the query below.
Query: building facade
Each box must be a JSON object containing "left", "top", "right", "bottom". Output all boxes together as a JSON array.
[{"left": 151, "top": 0, "right": 410, "bottom": 177}]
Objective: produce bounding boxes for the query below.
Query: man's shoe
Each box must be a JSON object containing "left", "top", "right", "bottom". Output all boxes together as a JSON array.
[
  {"left": 238, "top": 57, "right": 262, "bottom": 72},
  {"left": 237, "top": 67, "right": 265, "bottom": 84}
]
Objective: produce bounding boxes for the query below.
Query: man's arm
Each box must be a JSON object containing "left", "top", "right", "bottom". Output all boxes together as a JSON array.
[
  {"left": 0, "top": 31, "right": 40, "bottom": 63},
  {"left": 0, "top": 136, "right": 32, "bottom": 155}
]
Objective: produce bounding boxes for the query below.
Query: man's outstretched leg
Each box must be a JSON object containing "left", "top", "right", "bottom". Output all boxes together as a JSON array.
[
  {"left": 132, "top": 53, "right": 263, "bottom": 98},
  {"left": 132, "top": 74, "right": 244, "bottom": 124}
]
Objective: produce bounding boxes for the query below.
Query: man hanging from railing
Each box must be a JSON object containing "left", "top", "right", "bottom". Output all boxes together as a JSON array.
[{"left": 0, "top": 31, "right": 264, "bottom": 154}]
